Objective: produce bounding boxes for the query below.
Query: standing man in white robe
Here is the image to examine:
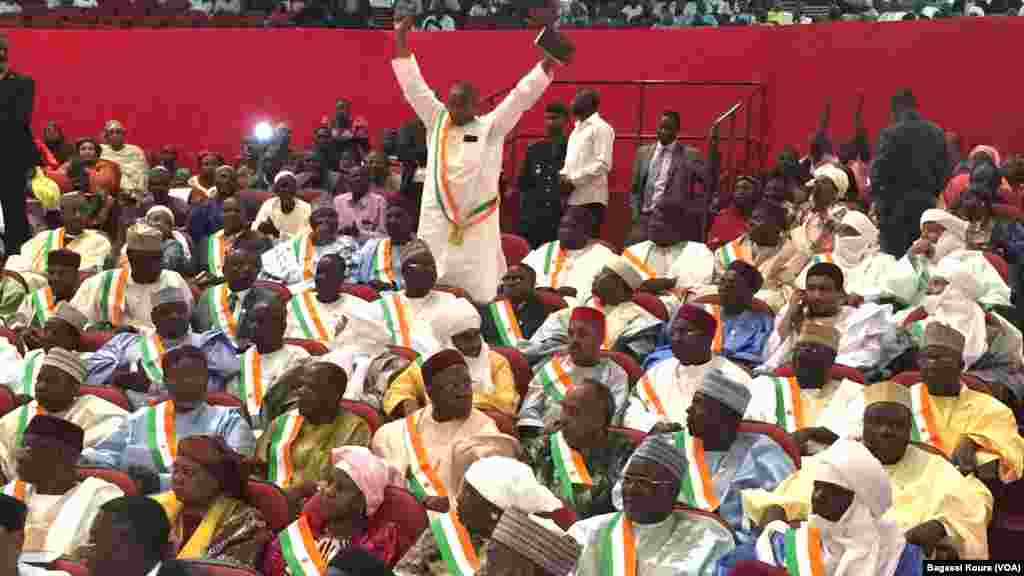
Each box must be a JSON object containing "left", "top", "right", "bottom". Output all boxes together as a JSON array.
[{"left": 391, "top": 16, "right": 561, "bottom": 302}]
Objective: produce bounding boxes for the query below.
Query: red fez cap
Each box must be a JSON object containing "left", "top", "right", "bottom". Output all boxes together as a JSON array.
[
  {"left": 421, "top": 349, "right": 467, "bottom": 388},
  {"left": 25, "top": 415, "right": 84, "bottom": 454},
  {"left": 570, "top": 306, "right": 606, "bottom": 340},
  {"left": 177, "top": 435, "right": 248, "bottom": 501},
  {"left": 675, "top": 304, "right": 717, "bottom": 338}
]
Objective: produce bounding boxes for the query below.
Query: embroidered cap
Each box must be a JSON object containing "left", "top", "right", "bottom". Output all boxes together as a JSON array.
[
  {"left": 463, "top": 456, "right": 562, "bottom": 514},
  {"left": 47, "top": 248, "right": 81, "bottom": 270},
  {"left": 125, "top": 222, "right": 163, "bottom": 252},
  {"left": 797, "top": 321, "right": 839, "bottom": 350},
  {"left": 605, "top": 255, "right": 645, "bottom": 290},
  {"left": 490, "top": 509, "right": 582, "bottom": 576},
  {"left": 152, "top": 286, "right": 189, "bottom": 310},
  {"left": 53, "top": 302, "right": 88, "bottom": 334},
  {"left": 700, "top": 368, "right": 752, "bottom": 416},
  {"left": 42, "top": 347, "right": 86, "bottom": 384},
  {"left": 675, "top": 305, "right": 717, "bottom": 338},
  {"left": 631, "top": 434, "right": 685, "bottom": 482},
  {"left": 863, "top": 381, "right": 912, "bottom": 410},
  {"left": 924, "top": 322, "right": 966, "bottom": 354},
  {"left": 24, "top": 414, "right": 85, "bottom": 453},
  {"left": 421, "top": 349, "right": 467, "bottom": 389}
]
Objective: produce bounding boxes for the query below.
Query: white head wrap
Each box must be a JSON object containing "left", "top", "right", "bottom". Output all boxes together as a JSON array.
[
  {"left": 924, "top": 256, "right": 987, "bottom": 367},
  {"left": 809, "top": 163, "right": 850, "bottom": 197},
  {"left": 273, "top": 170, "right": 297, "bottom": 185},
  {"left": 920, "top": 209, "right": 968, "bottom": 263},
  {"left": 434, "top": 298, "right": 494, "bottom": 394},
  {"left": 833, "top": 210, "right": 879, "bottom": 269},
  {"left": 462, "top": 456, "right": 562, "bottom": 514}
]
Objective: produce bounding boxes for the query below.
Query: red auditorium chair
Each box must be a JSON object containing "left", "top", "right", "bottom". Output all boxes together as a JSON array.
[
  {"left": 252, "top": 279, "right": 292, "bottom": 302},
  {"left": 150, "top": 392, "right": 242, "bottom": 408},
  {"left": 190, "top": 283, "right": 202, "bottom": 302},
  {"left": 984, "top": 251, "right": 1010, "bottom": 284},
  {"left": 299, "top": 188, "right": 324, "bottom": 203},
  {"left": 601, "top": 351, "right": 643, "bottom": 386},
  {"left": 340, "top": 399, "right": 382, "bottom": 435},
  {"left": 388, "top": 345, "right": 420, "bottom": 362},
  {"left": 341, "top": 283, "right": 380, "bottom": 302},
  {"left": 541, "top": 506, "right": 578, "bottom": 531},
  {"left": 774, "top": 363, "right": 865, "bottom": 385},
  {"left": 608, "top": 426, "right": 646, "bottom": 447},
  {"left": 482, "top": 408, "right": 516, "bottom": 436},
  {"left": 728, "top": 561, "right": 789, "bottom": 575},
  {"left": 501, "top": 233, "right": 530, "bottom": 266},
  {"left": 632, "top": 292, "right": 669, "bottom": 321},
  {"left": 738, "top": 421, "right": 800, "bottom": 468},
  {"left": 692, "top": 293, "right": 774, "bottom": 316},
  {"left": 80, "top": 386, "right": 132, "bottom": 411},
  {"left": 80, "top": 331, "right": 115, "bottom": 353},
  {"left": 284, "top": 338, "right": 329, "bottom": 356},
  {"left": 595, "top": 239, "right": 620, "bottom": 254},
  {"left": 178, "top": 560, "right": 259, "bottom": 576},
  {"left": 51, "top": 560, "right": 88, "bottom": 576},
  {"left": 492, "top": 347, "right": 531, "bottom": 410},
  {"left": 0, "top": 387, "right": 15, "bottom": 418},
  {"left": 0, "top": 327, "right": 15, "bottom": 347},
  {"left": 534, "top": 289, "right": 568, "bottom": 311},
  {"left": 77, "top": 467, "right": 139, "bottom": 495},
  {"left": 245, "top": 480, "right": 291, "bottom": 532}
]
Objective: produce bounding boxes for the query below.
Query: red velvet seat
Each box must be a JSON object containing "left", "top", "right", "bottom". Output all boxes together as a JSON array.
[
  {"left": 727, "top": 560, "right": 789, "bottom": 575},
  {"left": 0, "top": 387, "right": 15, "bottom": 418},
  {"left": 178, "top": 560, "right": 260, "bottom": 576},
  {"left": 692, "top": 293, "right": 775, "bottom": 316},
  {"left": 608, "top": 426, "right": 646, "bottom": 447},
  {"left": 245, "top": 480, "right": 291, "bottom": 532},
  {"left": 80, "top": 385, "right": 132, "bottom": 411},
  {"left": 534, "top": 289, "right": 568, "bottom": 311},
  {"left": 775, "top": 363, "right": 865, "bottom": 385},
  {"left": 51, "top": 560, "right": 88, "bottom": 576},
  {"left": 501, "top": 233, "right": 530, "bottom": 266},
  {"left": 341, "top": 283, "right": 380, "bottom": 302},
  {"left": 284, "top": 337, "right": 329, "bottom": 356},
  {"left": 80, "top": 331, "right": 115, "bottom": 353},
  {"left": 541, "top": 506, "right": 578, "bottom": 531},
  {"left": 492, "top": 346, "right": 531, "bottom": 410},
  {"left": 602, "top": 350, "right": 643, "bottom": 386},
  {"left": 252, "top": 279, "right": 292, "bottom": 303},
  {"left": 481, "top": 408, "right": 516, "bottom": 436},
  {"left": 984, "top": 251, "right": 1010, "bottom": 284},
  {"left": 434, "top": 285, "right": 470, "bottom": 300},
  {"left": 150, "top": 393, "right": 242, "bottom": 408},
  {"left": 738, "top": 420, "right": 800, "bottom": 469},
  {"left": 632, "top": 292, "right": 669, "bottom": 321},
  {"left": 340, "top": 399, "right": 382, "bottom": 435},
  {"left": 76, "top": 467, "right": 139, "bottom": 496},
  {"left": 0, "top": 328, "right": 15, "bottom": 347}
]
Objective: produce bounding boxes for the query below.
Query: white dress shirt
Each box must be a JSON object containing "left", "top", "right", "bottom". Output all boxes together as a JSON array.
[{"left": 561, "top": 112, "right": 615, "bottom": 206}]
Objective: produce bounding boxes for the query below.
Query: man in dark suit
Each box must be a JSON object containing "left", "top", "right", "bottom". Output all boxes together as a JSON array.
[
  {"left": 481, "top": 263, "right": 554, "bottom": 345},
  {"left": 0, "top": 34, "right": 38, "bottom": 252},
  {"left": 872, "top": 89, "right": 949, "bottom": 256},
  {"left": 518, "top": 102, "right": 569, "bottom": 248},
  {"left": 630, "top": 110, "right": 705, "bottom": 245}
]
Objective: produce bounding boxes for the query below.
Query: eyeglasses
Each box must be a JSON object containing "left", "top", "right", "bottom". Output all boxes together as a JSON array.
[{"left": 621, "top": 474, "right": 675, "bottom": 492}]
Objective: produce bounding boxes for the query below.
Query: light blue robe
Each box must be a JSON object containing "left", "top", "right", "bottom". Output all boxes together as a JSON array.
[
  {"left": 355, "top": 237, "right": 405, "bottom": 289},
  {"left": 81, "top": 402, "right": 255, "bottom": 492}
]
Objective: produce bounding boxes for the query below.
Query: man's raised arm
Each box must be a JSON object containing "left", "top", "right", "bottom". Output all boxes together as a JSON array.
[
  {"left": 489, "top": 56, "right": 559, "bottom": 139},
  {"left": 391, "top": 16, "right": 444, "bottom": 126}
]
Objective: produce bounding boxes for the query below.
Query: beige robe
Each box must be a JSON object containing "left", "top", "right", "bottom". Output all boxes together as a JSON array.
[
  {"left": 226, "top": 344, "right": 311, "bottom": 430},
  {"left": 10, "top": 228, "right": 111, "bottom": 278},
  {"left": 284, "top": 291, "right": 357, "bottom": 346},
  {"left": 251, "top": 197, "right": 312, "bottom": 240},
  {"left": 18, "top": 477, "right": 124, "bottom": 561},
  {"left": 100, "top": 143, "right": 149, "bottom": 195},
  {"left": 69, "top": 269, "right": 192, "bottom": 333},
  {"left": 522, "top": 240, "right": 616, "bottom": 306}
]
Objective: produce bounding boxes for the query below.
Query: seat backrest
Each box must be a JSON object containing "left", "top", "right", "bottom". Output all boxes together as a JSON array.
[
  {"left": 534, "top": 289, "right": 568, "bottom": 311},
  {"left": 0, "top": 387, "right": 15, "bottom": 418},
  {"left": 608, "top": 426, "right": 646, "bottom": 447},
  {"left": 738, "top": 420, "right": 800, "bottom": 469},
  {"left": 284, "top": 338, "right": 329, "bottom": 356},
  {"left": 481, "top": 408, "right": 516, "bottom": 436},
  {"left": 76, "top": 466, "right": 139, "bottom": 496},
  {"left": 388, "top": 345, "right": 420, "bottom": 362},
  {"left": 727, "top": 560, "right": 789, "bottom": 576},
  {"left": 245, "top": 480, "right": 291, "bottom": 532},
  {"left": 0, "top": 328, "right": 14, "bottom": 347},
  {"left": 371, "top": 486, "right": 429, "bottom": 564},
  {"left": 692, "top": 293, "right": 774, "bottom": 316},
  {"left": 492, "top": 346, "right": 531, "bottom": 410},
  {"left": 149, "top": 394, "right": 242, "bottom": 408},
  {"left": 501, "top": 233, "right": 530, "bottom": 266},
  {"left": 632, "top": 292, "right": 669, "bottom": 321},
  {"left": 601, "top": 351, "right": 644, "bottom": 386},
  {"left": 341, "top": 283, "right": 380, "bottom": 302},
  {"left": 80, "top": 331, "right": 115, "bottom": 353},
  {"left": 775, "top": 364, "right": 865, "bottom": 385},
  {"left": 540, "top": 506, "right": 578, "bottom": 531},
  {"left": 253, "top": 280, "right": 293, "bottom": 303},
  {"left": 340, "top": 399, "right": 382, "bottom": 436},
  {"left": 51, "top": 560, "right": 89, "bottom": 576},
  {"left": 80, "top": 386, "right": 132, "bottom": 411},
  {"left": 178, "top": 560, "right": 260, "bottom": 576},
  {"left": 984, "top": 251, "right": 1011, "bottom": 284}
]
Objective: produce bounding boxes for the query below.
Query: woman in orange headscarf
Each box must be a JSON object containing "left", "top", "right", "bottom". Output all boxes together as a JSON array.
[{"left": 942, "top": 145, "right": 1014, "bottom": 208}]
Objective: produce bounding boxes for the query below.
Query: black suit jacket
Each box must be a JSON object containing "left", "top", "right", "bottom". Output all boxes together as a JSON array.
[
  {"left": 631, "top": 143, "right": 707, "bottom": 239},
  {"left": 871, "top": 110, "right": 949, "bottom": 206},
  {"left": 0, "top": 70, "right": 38, "bottom": 171},
  {"left": 480, "top": 294, "right": 552, "bottom": 346}
]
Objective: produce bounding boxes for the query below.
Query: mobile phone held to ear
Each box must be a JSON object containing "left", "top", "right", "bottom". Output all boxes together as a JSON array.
[{"left": 534, "top": 26, "right": 575, "bottom": 65}]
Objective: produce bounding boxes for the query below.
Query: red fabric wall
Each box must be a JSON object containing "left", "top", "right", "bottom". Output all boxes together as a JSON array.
[{"left": 6, "top": 19, "right": 1022, "bottom": 243}]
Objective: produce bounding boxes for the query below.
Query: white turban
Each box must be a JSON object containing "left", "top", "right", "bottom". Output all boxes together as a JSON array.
[
  {"left": 925, "top": 256, "right": 987, "bottom": 367},
  {"left": 920, "top": 209, "right": 968, "bottom": 263},
  {"left": 833, "top": 210, "right": 879, "bottom": 268},
  {"left": 463, "top": 456, "right": 562, "bottom": 514},
  {"left": 810, "top": 163, "right": 850, "bottom": 197},
  {"left": 435, "top": 298, "right": 494, "bottom": 394}
]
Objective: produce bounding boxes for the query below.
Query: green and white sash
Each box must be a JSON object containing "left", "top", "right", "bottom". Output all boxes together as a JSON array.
[
  {"left": 138, "top": 333, "right": 167, "bottom": 383},
  {"left": 145, "top": 401, "right": 176, "bottom": 473},
  {"left": 206, "top": 284, "right": 241, "bottom": 341},
  {"left": 292, "top": 234, "right": 316, "bottom": 282},
  {"left": 267, "top": 411, "right": 304, "bottom": 487},
  {"left": 279, "top": 515, "right": 326, "bottom": 576},
  {"left": 206, "top": 230, "right": 227, "bottom": 276},
  {"left": 27, "top": 287, "right": 57, "bottom": 327},
  {"left": 486, "top": 299, "right": 524, "bottom": 346},
  {"left": 16, "top": 350, "right": 45, "bottom": 397},
  {"left": 717, "top": 238, "right": 751, "bottom": 269},
  {"left": 36, "top": 228, "right": 66, "bottom": 272},
  {"left": 537, "top": 355, "right": 573, "bottom": 403},
  {"left": 429, "top": 510, "right": 481, "bottom": 576},
  {"left": 549, "top": 431, "right": 593, "bottom": 507},
  {"left": 289, "top": 291, "right": 330, "bottom": 342},
  {"left": 909, "top": 383, "right": 945, "bottom": 453},
  {"left": 670, "top": 430, "right": 720, "bottom": 510},
  {"left": 236, "top": 348, "right": 264, "bottom": 421},
  {"left": 771, "top": 376, "right": 804, "bottom": 433},
  {"left": 14, "top": 402, "right": 44, "bottom": 449},
  {"left": 2, "top": 480, "right": 32, "bottom": 502},
  {"left": 598, "top": 512, "right": 636, "bottom": 576},
  {"left": 380, "top": 292, "right": 413, "bottom": 348},
  {"left": 541, "top": 242, "right": 566, "bottom": 288},
  {"left": 782, "top": 524, "right": 826, "bottom": 576},
  {"left": 98, "top": 268, "right": 130, "bottom": 326},
  {"left": 370, "top": 238, "right": 397, "bottom": 285}
]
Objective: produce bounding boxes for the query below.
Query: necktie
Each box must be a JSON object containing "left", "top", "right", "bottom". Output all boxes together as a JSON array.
[{"left": 646, "top": 146, "right": 666, "bottom": 211}]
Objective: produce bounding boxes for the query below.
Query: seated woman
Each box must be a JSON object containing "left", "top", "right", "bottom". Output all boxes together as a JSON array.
[
  {"left": 264, "top": 447, "right": 404, "bottom": 575},
  {"left": 152, "top": 435, "right": 272, "bottom": 570},
  {"left": 716, "top": 439, "right": 923, "bottom": 576}
]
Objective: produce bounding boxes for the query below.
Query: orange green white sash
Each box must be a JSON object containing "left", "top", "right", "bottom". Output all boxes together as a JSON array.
[
  {"left": 207, "top": 284, "right": 241, "bottom": 341},
  {"left": 380, "top": 292, "right": 413, "bottom": 348},
  {"left": 599, "top": 512, "right": 636, "bottom": 576},
  {"left": 700, "top": 303, "right": 725, "bottom": 354},
  {"left": 809, "top": 253, "right": 834, "bottom": 266},
  {"left": 289, "top": 291, "right": 330, "bottom": 342},
  {"left": 403, "top": 413, "right": 447, "bottom": 500},
  {"left": 537, "top": 355, "right": 573, "bottom": 403},
  {"left": 28, "top": 287, "right": 56, "bottom": 327},
  {"left": 671, "top": 430, "right": 720, "bottom": 511},
  {"left": 909, "top": 383, "right": 945, "bottom": 454},
  {"left": 717, "top": 239, "right": 751, "bottom": 268},
  {"left": 370, "top": 239, "right": 397, "bottom": 285},
  {"left": 636, "top": 374, "right": 668, "bottom": 418},
  {"left": 772, "top": 376, "right": 804, "bottom": 433},
  {"left": 542, "top": 242, "right": 567, "bottom": 288},
  {"left": 430, "top": 510, "right": 481, "bottom": 576},
  {"left": 486, "top": 299, "right": 524, "bottom": 346},
  {"left": 237, "top": 348, "right": 264, "bottom": 420},
  {"left": 206, "top": 230, "right": 227, "bottom": 276},
  {"left": 622, "top": 245, "right": 657, "bottom": 281},
  {"left": 17, "top": 349, "right": 45, "bottom": 397},
  {"left": 98, "top": 268, "right": 130, "bottom": 326},
  {"left": 430, "top": 109, "right": 499, "bottom": 246},
  {"left": 280, "top": 515, "right": 326, "bottom": 576},
  {"left": 267, "top": 411, "right": 304, "bottom": 487},
  {"left": 2, "top": 480, "right": 32, "bottom": 502},
  {"left": 36, "top": 228, "right": 66, "bottom": 271},
  {"left": 138, "top": 333, "right": 167, "bottom": 383},
  {"left": 782, "top": 525, "right": 826, "bottom": 576},
  {"left": 549, "top": 430, "right": 593, "bottom": 507},
  {"left": 292, "top": 234, "right": 316, "bottom": 282},
  {"left": 14, "top": 402, "right": 44, "bottom": 449},
  {"left": 145, "top": 401, "right": 177, "bottom": 473}
]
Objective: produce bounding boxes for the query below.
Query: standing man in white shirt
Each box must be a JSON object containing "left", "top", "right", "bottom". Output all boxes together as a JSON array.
[
  {"left": 560, "top": 88, "right": 615, "bottom": 235},
  {"left": 391, "top": 16, "right": 561, "bottom": 302}
]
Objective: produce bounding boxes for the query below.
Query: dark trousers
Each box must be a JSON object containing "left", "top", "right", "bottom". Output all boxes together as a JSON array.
[
  {"left": 878, "top": 196, "right": 933, "bottom": 257},
  {"left": 579, "top": 202, "right": 606, "bottom": 237},
  {"left": 0, "top": 168, "right": 31, "bottom": 252}
]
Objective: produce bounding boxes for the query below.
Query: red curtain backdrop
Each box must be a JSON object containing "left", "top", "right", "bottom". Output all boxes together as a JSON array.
[{"left": 6, "top": 19, "right": 1022, "bottom": 244}]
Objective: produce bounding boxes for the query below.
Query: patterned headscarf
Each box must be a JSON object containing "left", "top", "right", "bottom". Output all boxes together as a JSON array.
[{"left": 330, "top": 447, "right": 404, "bottom": 516}]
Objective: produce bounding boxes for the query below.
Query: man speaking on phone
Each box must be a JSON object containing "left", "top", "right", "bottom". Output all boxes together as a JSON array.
[
  {"left": 0, "top": 34, "right": 37, "bottom": 251},
  {"left": 390, "top": 16, "right": 563, "bottom": 302}
]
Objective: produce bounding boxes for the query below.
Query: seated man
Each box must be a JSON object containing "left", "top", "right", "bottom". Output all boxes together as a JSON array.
[
  {"left": 82, "top": 345, "right": 256, "bottom": 494},
  {"left": 0, "top": 493, "right": 71, "bottom": 576},
  {"left": 334, "top": 159, "right": 387, "bottom": 240},
  {"left": 522, "top": 256, "right": 662, "bottom": 364},
  {"left": 0, "top": 349, "right": 127, "bottom": 481},
  {"left": 193, "top": 238, "right": 267, "bottom": 342},
  {"left": 4, "top": 416, "right": 123, "bottom": 561},
  {"left": 384, "top": 298, "right": 518, "bottom": 418},
  {"left": 486, "top": 510, "right": 582, "bottom": 576},
  {"left": 625, "top": 305, "right": 751, "bottom": 433},
  {"left": 285, "top": 254, "right": 356, "bottom": 344},
  {"left": 260, "top": 201, "right": 360, "bottom": 288},
  {"left": 570, "top": 435, "right": 735, "bottom": 576},
  {"left": 693, "top": 261, "right": 774, "bottom": 368},
  {"left": 524, "top": 379, "right": 635, "bottom": 519},
  {"left": 229, "top": 289, "right": 311, "bottom": 429},
  {"left": 0, "top": 303, "right": 87, "bottom": 399},
  {"left": 900, "top": 322, "right": 1024, "bottom": 483},
  {"left": 786, "top": 164, "right": 848, "bottom": 259},
  {"left": 744, "top": 381, "right": 994, "bottom": 560},
  {"left": 0, "top": 241, "right": 27, "bottom": 323},
  {"left": 87, "top": 287, "right": 239, "bottom": 408},
  {"left": 195, "top": 197, "right": 258, "bottom": 282},
  {"left": 371, "top": 350, "right": 499, "bottom": 505},
  {"left": 257, "top": 362, "right": 370, "bottom": 508},
  {"left": 252, "top": 171, "right": 313, "bottom": 240},
  {"left": 745, "top": 323, "right": 864, "bottom": 456},
  {"left": 623, "top": 201, "right": 714, "bottom": 309},
  {"left": 710, "top": 200, "right": 798, "bottom": 313},
  {"left": 353, "top": 196, "right": 419, "bottom": 291},
  {"left": 678, "top": 369, "right": 795, "bottom": 543},
  {"left": 69, "top": 223, "right": 192, "bottom": 332},
  {"left": 10, "top": 249, "right": 81, "bottom": 332},
  {"left": 707, "top": 175, "right": 760, "bottom": 249},
  {"left": 522, "top": 206, "right": 616, "bottom": 305},
  {"left": 762, "top": 261, "right": 890, "bottom": 372},
  {"left": 518, "top": 307, "right": 629, "bottom": 435},
  {"left": 10, "top": 192, "right": 111, "bottom": 281},
  {"left": 480, "top": 263, "right": 554, "bottom": 347}
]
